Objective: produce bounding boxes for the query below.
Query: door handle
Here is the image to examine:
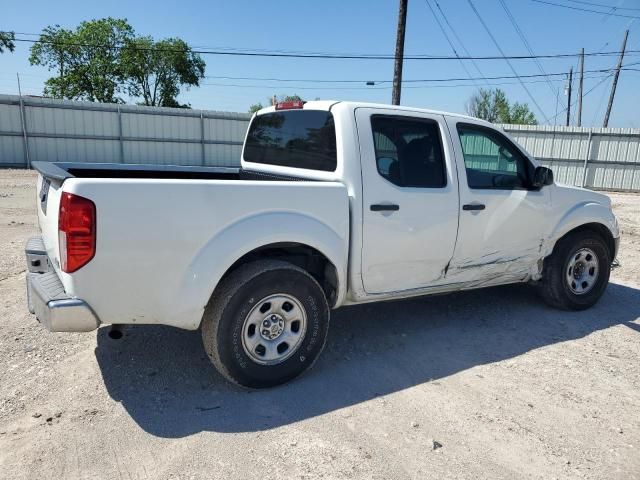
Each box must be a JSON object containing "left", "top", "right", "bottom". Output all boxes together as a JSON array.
[
  {"left": 462, "top": 203, "right": 486, "bottom": 211},
  {"left": 370, "top": 203, "right": 400, "bottom": 212}
]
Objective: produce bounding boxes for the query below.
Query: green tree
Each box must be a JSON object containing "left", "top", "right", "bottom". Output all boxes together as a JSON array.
[
  {"left": 466, "top": 88, "right": 537, "bottom": 125},
  {"left": 30, "top": 18, "right": 135, "bottom": 103},
  {"left": 0, "top": 31, "right": 15, "bottom": 53},
  {"left": 121, "top": 37, "right": 205, "bottom": 108},
  {"left": 278, "top": 94, "right": 303, "bottom": 103},
  {"left": 506, "top": 102, "right": 537, "bottom": 125},
  {"left": 28, "top": 26, "right": 78, "bottom": 98},
  {"left": 249, "top": 103, "right": 264, "bottom": 114}
]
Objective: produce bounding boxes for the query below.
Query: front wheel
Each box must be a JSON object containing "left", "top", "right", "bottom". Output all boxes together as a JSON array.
[
  {"left": 201, "top": 260, "right": 330, "bottom": 388},
  {"left": 538, "top": 230, "right": 611, "bottom": 310}
]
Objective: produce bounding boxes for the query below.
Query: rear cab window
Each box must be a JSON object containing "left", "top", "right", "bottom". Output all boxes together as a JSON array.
[{"left": 244, "top": 110, "right": 337, "bottom": 172}]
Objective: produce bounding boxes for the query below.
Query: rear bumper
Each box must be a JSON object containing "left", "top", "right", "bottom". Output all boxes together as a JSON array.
[{"left": 25, "top": 236, "right": 100, "bottom": 332}]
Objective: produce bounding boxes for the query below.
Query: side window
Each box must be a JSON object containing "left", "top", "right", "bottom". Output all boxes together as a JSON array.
[
  {"left": 457, "top": 124, "right": 532, "bottom": 190},
  {"left": 371, "top": 115, "right": 446, "bottom": 188}
]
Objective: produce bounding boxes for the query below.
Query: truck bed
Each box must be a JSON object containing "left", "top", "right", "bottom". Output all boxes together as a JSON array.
[
  {"left": 32, "top": 161, "right": 309, "bottom": 183},
  {"left": 33, "top": 161, "right": 241, "bottom": 181},
  {"left": 32, "top": 161, "right": 349, "bottom": 331}
]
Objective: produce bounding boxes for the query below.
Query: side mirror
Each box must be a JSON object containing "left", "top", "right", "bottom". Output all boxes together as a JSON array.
[{"left": 532, "top": 166, "right": 554, "bottom": 189}]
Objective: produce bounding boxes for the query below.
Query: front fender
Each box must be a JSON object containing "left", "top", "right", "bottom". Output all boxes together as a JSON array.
[
  {"left": 547, "top": 200, "right": 619, "bottom": 255},
  {"left": 177, "top": 211, "right": 349, "bottom": 329}
]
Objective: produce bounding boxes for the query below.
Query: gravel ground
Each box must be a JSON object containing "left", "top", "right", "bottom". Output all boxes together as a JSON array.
[{"left": 1, "top": 169, "right": 639, "bottom": 480}]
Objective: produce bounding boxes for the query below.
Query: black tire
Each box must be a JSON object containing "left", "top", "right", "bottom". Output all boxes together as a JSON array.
[
  {"left": 538, "top": 230, "right": 611, "bottom": 311},
  {"left": 201, "top": 260, "right": 330, "bottom": 388}
]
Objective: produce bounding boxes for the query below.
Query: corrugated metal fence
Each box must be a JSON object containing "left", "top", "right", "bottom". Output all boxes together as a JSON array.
[
  {"left": 0, "top": 94, "right": 250, "bottom": 168},
  {"left": 1, "top": 94, "right": 638, "bottom": 192},
  {"left": 502, "top": 124, "right": 640, "bottom": 192}
]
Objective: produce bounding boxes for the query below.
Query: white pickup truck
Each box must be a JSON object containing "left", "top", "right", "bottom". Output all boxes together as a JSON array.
[{"left": 26, "top": 100, "right": 619, "bottom": 387}]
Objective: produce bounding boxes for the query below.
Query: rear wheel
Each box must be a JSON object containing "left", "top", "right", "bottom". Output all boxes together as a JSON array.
[
  {"left": 538, "top": 230, "right": 611, "bottom": 310},
  {"left": 201, "top": 260, "right": 330, "bottom": 388}
]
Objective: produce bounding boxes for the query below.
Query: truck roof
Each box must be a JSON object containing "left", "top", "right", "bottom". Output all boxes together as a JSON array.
[{"left": 256, "top": 100, "right": 483, "bottom": 124}]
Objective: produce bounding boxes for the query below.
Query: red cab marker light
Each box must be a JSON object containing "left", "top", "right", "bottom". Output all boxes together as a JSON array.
[{"left": 275, "top": 100, "right": 305, "bottom": 110}]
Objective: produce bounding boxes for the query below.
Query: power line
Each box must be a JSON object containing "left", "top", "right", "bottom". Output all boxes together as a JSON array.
[
  {"left": 3, "top": 71, "right": 629, "bottom": 94},
  {"left": 6, "top": 34, "right": 640, "bottom": 61},
  {"left": 531, "top": 0, "right": 640, "bottom": 19},
  {"left": 203, "top": 66, "right": 638, "bottom": 84},
  {"left": 432, "top": 0, "right": 491, "bottom": 86},
  {"left": 466, "top": 0, "right": 551, "bottom": 124},
  {"left": 550, "top": 72, "right": 616, "bottom": 122},
  {"left": 423, "top": 0, "right": 483, "bottom": 90},
  {"left": 200, "top": 74, "right": 619, "bottom": 91},
  {"left": 498, "top": 0, "right": 558, "bottom": 97},
  {"left": 566, "top": 0, "right": 640, "bottom": 11},
  {"left": 3, "top": 63, "right": 635, "bottom": 85}
]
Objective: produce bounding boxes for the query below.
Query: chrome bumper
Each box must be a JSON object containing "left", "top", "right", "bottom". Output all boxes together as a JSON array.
[{"left": 25, "top": 236, "right": 100, "bottom": 332}]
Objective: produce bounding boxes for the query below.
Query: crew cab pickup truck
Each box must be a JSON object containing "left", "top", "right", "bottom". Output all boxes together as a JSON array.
[{"left": 26, "top": 100, "right": 619, "bottom": 388}]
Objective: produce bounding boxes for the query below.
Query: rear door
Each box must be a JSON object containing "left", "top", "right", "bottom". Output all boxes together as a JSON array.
[{"left": 355, "top": 108, "right": 460, "bottom": 294}]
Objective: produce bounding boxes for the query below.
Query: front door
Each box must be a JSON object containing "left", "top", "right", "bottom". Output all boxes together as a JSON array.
[
  {"left": 356, "top": 108, "right": 460, "bottom": 294},
  {"left": 446, "top": 118, "right": 551, "bottom": 283}
]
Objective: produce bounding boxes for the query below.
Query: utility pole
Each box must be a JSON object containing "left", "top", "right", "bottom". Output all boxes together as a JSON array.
[
  {"left": 577, "top": 48, "right": 584, "bottom": 127},
  {"left": 16, "top": 73, "right": 31, "bottom": 169},
  {"left": 565, "top": 67, "right": 573, "bottom": 127},
  {"left": 392, "top": 0, "right": 408, "bottom": 105},
  {"left": 603, "top": 29, "right": 628, "bottom": 128}
]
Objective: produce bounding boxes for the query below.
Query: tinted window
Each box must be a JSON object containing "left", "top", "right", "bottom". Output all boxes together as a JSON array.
[
  {"left": 371, "top": 115, "right": 446, "bottom": 188},
  {"left": 244, "top": 110, "right": 337, "bottom": 172},
  {"left": 457, "top": 124, "right": 533, "bottom": 190}
]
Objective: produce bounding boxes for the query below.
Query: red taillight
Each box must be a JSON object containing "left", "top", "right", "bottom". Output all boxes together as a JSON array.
[
  {"left": 275, "top": 100, "right": 305, "bottom": 110},
  {"left": 58, "top": 192, "right": 96, "bottom": 273}
]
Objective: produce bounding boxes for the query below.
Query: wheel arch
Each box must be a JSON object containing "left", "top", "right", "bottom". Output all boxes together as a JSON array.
[
  {"left": 547, "top": 201, "right": 618, "bottom": 261},
  {"left": 539, "top": 221, "right": 615, "bottom": 310},
  {"left": 177, "top": 211, "right": 348, "bottom": 330},
  {"left": 222, "top": 242, "right": 341, "bottom": 307},
  {"left": 548, "top": 222, "right": 617, "bottom": 262}
]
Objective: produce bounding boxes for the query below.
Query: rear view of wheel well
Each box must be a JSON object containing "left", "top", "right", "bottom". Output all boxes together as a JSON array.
[{"left": 224, "top": 243, "right": 339, "bottom": 306}]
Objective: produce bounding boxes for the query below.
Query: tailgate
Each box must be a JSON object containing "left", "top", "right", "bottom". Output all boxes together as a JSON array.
[
  {"left": 35, "top": 173, "right": 64, "bottom": 274},
  {"left": 33, "top": 162, "right": 77, "bottom": 273}
]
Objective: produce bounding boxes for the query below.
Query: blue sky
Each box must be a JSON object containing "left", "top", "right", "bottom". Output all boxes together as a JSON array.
[{"left": 1, "top": 0, "right": 639, "bottom": 127}]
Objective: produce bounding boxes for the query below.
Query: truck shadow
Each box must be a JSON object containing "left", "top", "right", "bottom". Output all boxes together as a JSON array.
[{"left": 95, "top": 282, "right": 640, "bottom": 438}]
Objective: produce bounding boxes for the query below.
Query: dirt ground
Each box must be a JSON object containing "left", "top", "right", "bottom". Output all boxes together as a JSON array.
[{"left": 0, "top": 169, "right": 638, "bottom": 480}]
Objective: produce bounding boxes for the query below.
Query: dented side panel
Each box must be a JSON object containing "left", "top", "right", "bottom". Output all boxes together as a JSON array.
[
  {"left": 348, "top": 114, "right": 618, "bottom": 305},
  {"left": 444, "top": 115, "right": 553, "bottom": 285}
]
